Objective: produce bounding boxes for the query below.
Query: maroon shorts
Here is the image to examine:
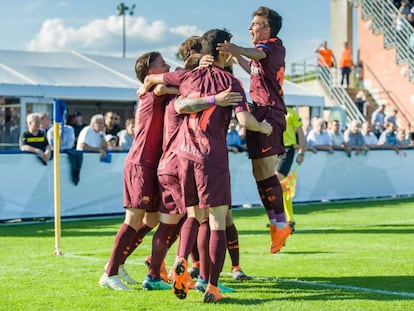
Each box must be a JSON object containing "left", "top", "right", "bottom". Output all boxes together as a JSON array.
[
  {"left": 246, "top": 105, "right": 286, "bottom": 159},
  {"left": 157, "top": 153, "right": 186, "bottom": 215},
  {"left": 123, "top": 162, "right": 160, "bottom": 212},
  {"left": 178, "top": 157, "right": 231, "bottom": 209}
]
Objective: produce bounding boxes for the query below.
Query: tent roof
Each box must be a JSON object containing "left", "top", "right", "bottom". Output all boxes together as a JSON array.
[{"left": 0, "top": 49, "right": 323, "bottom": 106}]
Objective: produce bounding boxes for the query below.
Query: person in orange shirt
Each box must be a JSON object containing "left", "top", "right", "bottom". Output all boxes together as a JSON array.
[
  {"left": 339, "top": 41, "right": 354, "bottom": 88},
  {"left": 315, "top": 41, "right": 336, "bottom": 81}
]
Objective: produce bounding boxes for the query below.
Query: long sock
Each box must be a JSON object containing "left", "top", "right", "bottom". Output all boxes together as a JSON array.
[
  {"left": 209, "top": 230, "right": 227, "bottom": 287},
  {"left": 226, "top": 223, "right": 239, "bottom": 267},
  {"left": 106, "top": 223, "right": 136, "bottom": 276},
  {"left": 197, "top": 219, "right": 210, "bottom": 281},
  {"left": 257, "top": 176, "right": 284, "bottom": 221},
  {"left": 148, "top": 222, "right": 177, "bottom": 278},
  {"left": 121, "top": 223, "right": 153, "bottom": 264},
  {"left": 170, "top": 216, "right": 186, "bottom": 248},
  {"left": 177, "top": 217, "right": 200, "bottom": 259},
  {"left": 190, "top": 237, "right": 200, "bottom": 266},
  {"left": 283, "top": 190, "right": 294, "bottom": 223}
]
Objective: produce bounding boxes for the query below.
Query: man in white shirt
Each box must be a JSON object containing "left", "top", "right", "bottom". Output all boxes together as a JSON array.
[{"left": 76, "top": 114, "right": 108, "bottom": 158}]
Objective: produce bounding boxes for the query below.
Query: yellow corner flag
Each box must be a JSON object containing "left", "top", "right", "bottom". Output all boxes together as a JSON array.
[{"left": 280, "top": 164, "right": 299, "bottom": 200}]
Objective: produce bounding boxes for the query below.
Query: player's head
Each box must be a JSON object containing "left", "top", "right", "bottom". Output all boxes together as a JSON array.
[
  {"left": 201, "top": 29, "right": 233, "bottom": 60},
  {"left": 249, "top": 6, "right": 282, "bottom": 43},
  {"left": 135, "top": 51, "right": 170, "bottom": 83},
  {"left": 179, "top": 36, "right": 202, "bottom": 62}
]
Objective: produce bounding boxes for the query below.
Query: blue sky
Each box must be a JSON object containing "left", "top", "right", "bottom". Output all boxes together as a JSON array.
[{"left": 1, "top": 0, "right": 331, "bottom": 73}]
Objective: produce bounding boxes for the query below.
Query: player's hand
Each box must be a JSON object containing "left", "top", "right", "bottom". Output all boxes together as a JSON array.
[
  {"left": 296, "top": 153, "right": 304, "bottom": 164},
  {"left": 198, "top": 54, "right": 214, "bottom": 68},
  {"left": 136, "top": 85, "right": 147, "bottom": 97},
  {"left": 216, "top": 41, "right": 241, "bottom": 58},
  {"left": 214, "top": 86, "right": 242, "bottom": 107},
  {"left": 260, "top": 120, "right": 273, "bottom": 136}
]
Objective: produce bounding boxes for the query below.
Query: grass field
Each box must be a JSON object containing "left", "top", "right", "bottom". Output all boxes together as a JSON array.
[{"left": 1, "top": 198, "right": 414, "bottom": 310}]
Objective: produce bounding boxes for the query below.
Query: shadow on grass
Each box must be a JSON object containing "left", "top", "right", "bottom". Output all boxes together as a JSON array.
[{"left": 218, "top": 276, "right": 414, "bottom": 304}]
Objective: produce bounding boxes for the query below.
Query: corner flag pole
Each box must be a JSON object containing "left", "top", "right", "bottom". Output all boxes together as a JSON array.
[{"left": 53, "top": 99, "right": 66, "bottom": 256}]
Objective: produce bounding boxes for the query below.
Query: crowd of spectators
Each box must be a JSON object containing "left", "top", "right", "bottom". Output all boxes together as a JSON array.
[{"left": 15, "top": 110, "right": 135, "bottom": 164}]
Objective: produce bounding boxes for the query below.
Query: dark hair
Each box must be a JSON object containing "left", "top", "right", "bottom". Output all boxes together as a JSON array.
[
  {"left": 179, "top": 36, "right": 202, "bottom": 61},
  {"left": 253, "top": 6, "right": 282, "bottom": 37},
  {"left": 134, "top": 51, "right": 161, "bottom": 83},
  {"left": 201, "top": 29, "right": 232, "bottom": 59}
]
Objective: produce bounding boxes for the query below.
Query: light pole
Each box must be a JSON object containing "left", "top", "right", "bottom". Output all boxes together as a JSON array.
[{"left": 117, "top": 2, "right": 136, "bottom": 58}]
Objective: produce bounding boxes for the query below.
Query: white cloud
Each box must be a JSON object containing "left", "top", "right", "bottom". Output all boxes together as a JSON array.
[{"left": 26, "top": 15, "right": 204, "bottom": 61}]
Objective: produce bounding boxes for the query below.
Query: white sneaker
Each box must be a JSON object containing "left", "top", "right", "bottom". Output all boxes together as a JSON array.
[
  {"left": 118, "top": 264, "right": 138, "bottom": 285},
  {"left": 99, "top": 273, "right": 132, "bottom": 290}
]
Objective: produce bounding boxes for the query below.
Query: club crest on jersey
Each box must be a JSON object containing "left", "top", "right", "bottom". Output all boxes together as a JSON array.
[{"left": 141, "top": 196, "right": 151, "bottom": 204}]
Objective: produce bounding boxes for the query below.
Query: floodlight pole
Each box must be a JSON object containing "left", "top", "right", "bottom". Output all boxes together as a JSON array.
[{"left": 117, "top": 3, "right": 136, "bottom": 58}]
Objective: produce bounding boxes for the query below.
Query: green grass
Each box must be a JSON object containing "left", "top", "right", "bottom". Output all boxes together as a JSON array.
[{"left": 1, "top": 198, "right": 414, "bottom": 310}]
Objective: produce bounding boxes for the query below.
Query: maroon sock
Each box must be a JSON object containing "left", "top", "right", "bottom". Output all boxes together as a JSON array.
[
  {"left": 258, "top": 175, "right": 284, "bottom": 215},
  {"left": 226, "top": 223, "right": 239, "bottom": 267},
  {"left": 209, "top": 229, "right": 226, "bottom": 287},
  {"left": 190, "top": 235, "right": 200, "bottom": 264},
  {"left": 106, "top": 223, "right": 136, "bottom": 276},
  {"left": 177, "top": 217, "right": 200, "bottom": 259},
  {"left": 169, "top": 216, "right": 186, "bottom": 249},
  {"left": 197, "top": 219, "right": 210, "bottom": 281},
  {"left": 121, "top": 223, "right": 153, "bottom": 264},
  {"left": 148, "top": 222, "right": 177, "bottom": 278}
]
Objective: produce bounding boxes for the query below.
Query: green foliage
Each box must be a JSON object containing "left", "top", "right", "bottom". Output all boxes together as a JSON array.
[{"left": 1, "top": 198, "right": 414, "bottom": 310}]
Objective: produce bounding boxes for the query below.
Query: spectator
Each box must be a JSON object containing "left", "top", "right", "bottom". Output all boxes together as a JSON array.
[
  {"left": 354, "top": 90, "right": 368, "bottom": 117},
  {"left": 371, "top": 103, "right": 386, "bottom": 138},
  {"left": 409, "top": 121, "right": 414, "bottom": 146},
  {"left": 105, "top": 134, "right": 121, "bottom": 151},
  {"left": 328, "top": 119, "right": 351, "bottom": 154},
  {"left": 104, "top": 111, "right": 122, "bottom": 136},
  {"left": 19, "top": 113, "right": 52, "bottom": 165},
  {"left": 361, "top": 121, "right": 379, "bottom": 147},
  {"left": 227, "top": 117, "right": 245, "bottom": 153},
  {"left": 384, "top": 108, "right": 399, "bottom": 127},
  {"left": 306, "top": 117, "right": 334, "bottom": 153},
  {"left": 68, "top": 111, "right": 87, "bottom": 147},
  {"left": 117, "top": 118, "right": 135, "bottom": 151},
  {"left": 399, "top": 0, "right": 412, "bottom": 18},
  {"left": 76, "top": 114, "right": 108, "bottom": 159},
  {"left": 344, "top": 120, "right": 369, "bottom": 155},
  {"left": 38, "top": 112, "right": 51, "bottom": 134},
  {"left": 397, "top": 128, "right": 411, "bottom": 147},
  {"left": 339, "top": 41, "right": 354, "bottom": 88},
  {"left": 47, "top": 121, "right": 75, "bottom": 151},
  {"left": 378, "top": 121, "right": 399, "bottom": 152}
]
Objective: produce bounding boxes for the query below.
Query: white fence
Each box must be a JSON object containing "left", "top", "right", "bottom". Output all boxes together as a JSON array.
[{"left": 1, "top": 149, "right": 413, "bottom": 220}]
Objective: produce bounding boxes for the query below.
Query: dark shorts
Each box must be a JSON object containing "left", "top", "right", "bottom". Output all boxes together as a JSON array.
[
  {"left": 246, "top": 105, "right": 286, "bottom": 159},
  {"left": 157, "top": 153, "right": 186, "bottom": 215},
  {"left": 275, "top": 146, "right": 295, "bottom": 177},
  {"left": 123, "top": 162, "right": 160, "bottom": 212},
  {"left": 178, "top": 157, "right": 231, "bottom": 209}
]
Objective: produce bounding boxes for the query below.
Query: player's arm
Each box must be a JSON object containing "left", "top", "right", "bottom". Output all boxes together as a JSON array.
[
  {"left": 137, "top": 73, "right": 165, "bottom": 96},
  {"left": 174, "top": 86, "right": 241, "bottom": 114},
  {"left": 153, "top": 84, "right": 179, "bottom": 96},
  {"left": 235, "top": 111, "right": 272, "bottom": 135}
]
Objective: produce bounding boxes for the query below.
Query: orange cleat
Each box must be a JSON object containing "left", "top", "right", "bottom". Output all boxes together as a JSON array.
[
  {"left": 270, "top": 223, "right": 293, "bottom": 253},
  {"left": 171, "top": 258, "right": 188, "bottom": 299},
  {"left": 203, "top": 284, "right": 227, "bottom": 303}
]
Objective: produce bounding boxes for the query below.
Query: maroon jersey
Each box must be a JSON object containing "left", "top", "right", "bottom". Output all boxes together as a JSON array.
[
  {"left": 249, "top": 37, "right": 286, "bottom": 114},
  {"left": 126, "top": 91, "right": 171, "bottom": 168},
  {"left": 164, "top": 66, "right": 249, "bottom": 168}
]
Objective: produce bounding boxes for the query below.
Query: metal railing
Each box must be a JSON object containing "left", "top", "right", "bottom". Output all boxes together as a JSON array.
[
  {"left": 291, "top": 57, "right": 365, "bottom": 124},
  {"left": 354, "top": 0, "right": 414, "bottom": 82}
]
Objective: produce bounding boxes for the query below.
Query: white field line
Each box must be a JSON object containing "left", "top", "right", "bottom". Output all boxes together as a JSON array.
[
  {"left": 258, "top": 276, "right": 414, "bottom": 299},
  {"left": 64, "top": 252, "right": 414, "bottom": 298}
]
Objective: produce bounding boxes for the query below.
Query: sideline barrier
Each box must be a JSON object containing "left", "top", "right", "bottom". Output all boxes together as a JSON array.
[{"left": 0, "top": 149, "right": 413, "bottom": 220}]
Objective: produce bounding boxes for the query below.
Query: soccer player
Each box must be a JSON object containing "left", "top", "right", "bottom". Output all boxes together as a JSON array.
[
  {"left": 99, "top": 51, "right": 174, "bottom": 291},
  {"left": 143, "top": 28, "right": 272, "bottom": 303},
  {"left": 216, "top": 6, "right": 293, "bottom": 253}
]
